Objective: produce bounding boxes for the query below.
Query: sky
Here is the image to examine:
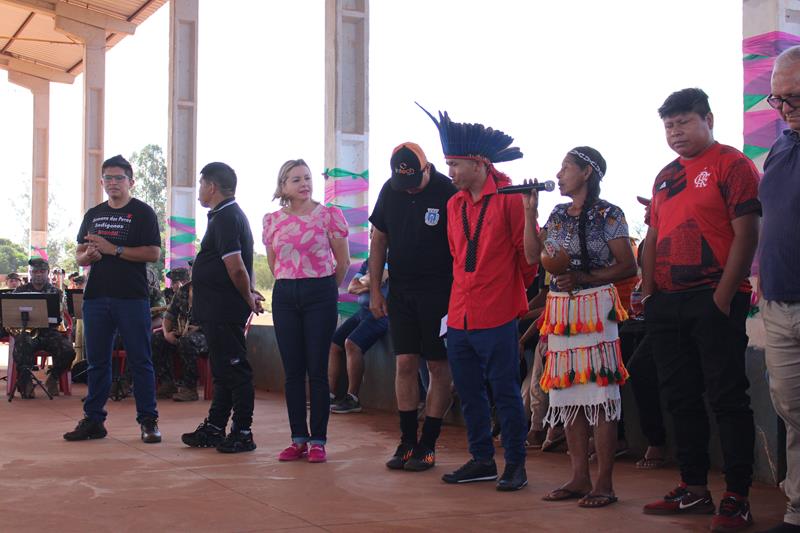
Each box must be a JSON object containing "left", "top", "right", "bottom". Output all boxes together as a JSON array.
[{"left": 0, "top": 0, "right": 744, "bottom": 254}]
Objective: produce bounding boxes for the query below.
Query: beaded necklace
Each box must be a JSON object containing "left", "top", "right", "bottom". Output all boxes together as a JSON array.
[{"left": 461, "top": 195, "right": 492, "bottom": 272}]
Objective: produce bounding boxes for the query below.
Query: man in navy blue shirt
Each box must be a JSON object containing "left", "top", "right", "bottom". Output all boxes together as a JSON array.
[
  {"left": 759, "top": 46, "right": 800, "bottom": 533},
  {"left": 181, "top": 162, "right": 263, "bottom": 453}
]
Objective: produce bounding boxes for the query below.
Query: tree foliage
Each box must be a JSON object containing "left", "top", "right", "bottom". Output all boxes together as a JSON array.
[
  {"left": 130, "top": 144, "right": 167, "bottom": 230},
  {"left": 253, "top": 252, "right": 275, "bottom": 292},
  {"left": 130, "top": 144, "right": 168, "bottom": 280},
  {"left": 0, "top": 238, "right": 27, "bottom": 274}
]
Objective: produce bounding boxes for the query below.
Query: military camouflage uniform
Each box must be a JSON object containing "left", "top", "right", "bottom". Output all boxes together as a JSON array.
[
  {"left": 12, "top": 282, "right": 76, "bottom": 389},
  {"left": 152, "top": 282, "right": 207, "bottom": 388}
]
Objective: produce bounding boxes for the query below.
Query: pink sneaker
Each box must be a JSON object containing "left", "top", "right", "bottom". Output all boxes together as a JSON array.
[
  {"left": 308, "top": 444, "right": 327, "bottom": 463},
  {"left": 278, "top": 442, "right": 307, "bottom": 461}
]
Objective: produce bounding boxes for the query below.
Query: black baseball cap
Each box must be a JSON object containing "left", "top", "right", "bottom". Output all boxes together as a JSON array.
[
  {"left": 390, "top": 142, "right": 428, "bottom": 191},
  {"left": 28, "top": 258, "right": 49, "bottom": 271}
]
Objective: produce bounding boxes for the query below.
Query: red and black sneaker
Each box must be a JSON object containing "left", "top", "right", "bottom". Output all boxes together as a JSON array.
[
  {"left": 386, "top": 442, "right": 414, "bottom": 470},
  {"left": 710, "top": 493, "right": 753, "bottom": 532},
  {"left": 404, "top": 446, "right": 435, "bottom": 472},
  {"left": 643, "top": 483, "right": 715, "bottom": 515}
]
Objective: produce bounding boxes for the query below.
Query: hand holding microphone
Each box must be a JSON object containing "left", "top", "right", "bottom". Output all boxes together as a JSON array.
[
  {"left": 497, "top": 179, "right": 555, "bottom": 214},
  {"left": 496, "top": 179, "right": 556, "bottom": 194}
]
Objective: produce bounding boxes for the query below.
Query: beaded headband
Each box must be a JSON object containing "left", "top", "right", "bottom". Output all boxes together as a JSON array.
[{"left": 569, "top": 150, "right": 604, "bottom": 179}]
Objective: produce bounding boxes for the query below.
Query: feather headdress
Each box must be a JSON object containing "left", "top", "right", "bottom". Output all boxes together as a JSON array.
[{"left": 416, "top": 102, "right": 523, "bottom": 164}]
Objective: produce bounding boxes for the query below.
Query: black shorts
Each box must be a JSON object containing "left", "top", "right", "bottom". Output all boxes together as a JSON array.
[{"left": 387, "top": 287, "right": 449, "bottom": 361}]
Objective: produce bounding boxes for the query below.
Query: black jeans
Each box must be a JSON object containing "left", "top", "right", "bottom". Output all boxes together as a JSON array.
[
  {"left": 203, "top": 321, "right": 254, "bottom": 431},
  {"left": 646, "top": 289, "right": 754, "bottom": 495},
  {"left": 272, "top": 276, "right": 338, "bottom": 444}
]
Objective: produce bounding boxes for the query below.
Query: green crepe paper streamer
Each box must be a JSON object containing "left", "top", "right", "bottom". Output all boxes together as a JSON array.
[
  {"left": 337, "top": 301, "right": 360, "bottom": 318},
  {"left": 170, "top": 233, "right": 195, "bottom": 244},
  {"left": 170, "top": 215, "right": 195, "bottom": 226},
  {"left": 324, "top": 168, "right": 369, "bottom": 179},
  {"left": 744, "top": 144, "right": 770, "bottom": 160},
  {"left": 743, "top": 54, "right": 770, "bottom": 61},
  {"left": 744, "top": 94, "right": 766, "bottom": 111}
]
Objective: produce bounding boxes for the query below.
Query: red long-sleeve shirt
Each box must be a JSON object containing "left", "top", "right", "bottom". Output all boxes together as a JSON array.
[{"left": 447, "top": 173, "right": 538, "bottom": 330}]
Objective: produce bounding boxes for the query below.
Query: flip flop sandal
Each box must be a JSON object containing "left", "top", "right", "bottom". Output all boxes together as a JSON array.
[
  {"left": 542, "top": 488, "right": 589, "bottom": 501},
  {"left": 635, "top": 457, "right": 666, "bottom": 469},
  {"left": 578, "top": 494, "right": 618, "bottom": 508},
  {"left": 541, "top": 435, "right": 566, "bottom": 452}
]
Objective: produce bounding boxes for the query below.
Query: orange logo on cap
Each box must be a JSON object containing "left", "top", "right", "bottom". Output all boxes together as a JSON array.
[{"left": 395, "top": 162, "right": 417, "bottom": 175}]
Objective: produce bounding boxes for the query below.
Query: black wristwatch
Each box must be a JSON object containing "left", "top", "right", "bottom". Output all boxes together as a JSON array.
[{"left": 115, "top": 245, "right": 124, "bottom": 257}]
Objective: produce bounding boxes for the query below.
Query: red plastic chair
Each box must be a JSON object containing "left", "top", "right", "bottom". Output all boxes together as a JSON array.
[
  {"left": 199, "top": 313, "right": 255, "bottom": 401},
  {"left": 5, "top": 337, "right": 72, "bottom": 398}
]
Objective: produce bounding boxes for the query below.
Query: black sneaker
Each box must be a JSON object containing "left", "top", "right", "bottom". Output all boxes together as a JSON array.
[
  {"left": 216, "top": 430, "right": 256, "bottom": 453},
  {"left": 386, "top": 442, "right": 414, "bottom": 470},
  {"left": 140, "top": 417, "right": 162, "bottom": 443},
  {"left": 404, "top": 446, "right": 435, "bottom": 472},
  {"left": 330, "top": 394, "right": 362, "bottom": 414},
  {"left": 496, "top": 462, "right": 527, "bottom": 491},
  {"left": 63, "top": 417, "right": 107, "bottom": 441},
  {"left": 442, "top": 459, "right": 498, "bottom": 484},
  {"left": 182, "top": 419, "right": 225, "bottom": 448}
]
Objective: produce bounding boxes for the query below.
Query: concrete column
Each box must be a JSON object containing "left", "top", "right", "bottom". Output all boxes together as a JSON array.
[
  {"left": 324, "top": 0, "right": 370, "bottom": 312},
  {"left": 166, "top": 0, "right": 199, "bottom": 271},
  {"left": 56, "top": 17, "right": 106, "bottom": 212},
  {"left": 8, "top": 71, "right": 50, "bottom": 259},
  {"left": 743, "top": 0, "right": 800, "bottom": 172}
]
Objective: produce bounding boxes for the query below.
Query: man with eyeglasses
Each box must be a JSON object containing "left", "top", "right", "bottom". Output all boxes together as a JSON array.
[
  {"left": 758, "top": 47, "right": 800, "bottom": 533},
  {"left": 641, "top": 88, "right": 761, "bottom": 532},
  {"left": 64, "top": 155, "right": 163, "bottom": 444}
]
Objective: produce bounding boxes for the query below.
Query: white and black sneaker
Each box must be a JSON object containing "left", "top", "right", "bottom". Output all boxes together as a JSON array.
[
  {"left": 331, "top": 394, "right": 362, "bottom": 414},
  {"left": 442, "top": 459, "right": 498, "bottom": 484}
]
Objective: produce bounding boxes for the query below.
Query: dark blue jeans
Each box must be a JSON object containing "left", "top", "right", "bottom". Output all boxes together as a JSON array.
[
  {"left": 272, "top": 276, "right": 338, "bottom": 444},
  {"left": 447, "top": 320, "right": 527, "bottom": 465},
  {"left": 83, "top": 298, "right": 157, "bottom": 423}
]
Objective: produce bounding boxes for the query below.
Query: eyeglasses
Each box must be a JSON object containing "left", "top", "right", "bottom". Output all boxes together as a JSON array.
[
  {"left": 102, "top": 174, "right": 129, "bottom": 182},
  {"left": 766, "top": 94, "right": 800, "bottom": 110}
]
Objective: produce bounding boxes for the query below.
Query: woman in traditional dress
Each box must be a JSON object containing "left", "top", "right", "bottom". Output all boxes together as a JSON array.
[{"left": 523, "top": 146, "right": 636, "bottom": 507}]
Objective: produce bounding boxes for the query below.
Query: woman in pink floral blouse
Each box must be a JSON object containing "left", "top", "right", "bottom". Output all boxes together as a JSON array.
[{"left": 263, "top": 159, "right": 350, "bottom": 463}]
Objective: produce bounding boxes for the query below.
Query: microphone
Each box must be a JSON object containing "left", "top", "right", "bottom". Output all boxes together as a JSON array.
[{"left": 497, "top": 180, "right": 556, "bottom": 194}]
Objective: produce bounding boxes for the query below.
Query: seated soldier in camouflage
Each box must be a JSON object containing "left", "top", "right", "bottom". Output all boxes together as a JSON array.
[
  {"left": 12, "top": 258, "right": 76, "bottom": 398},
  {"left": 152, "top": 267, "right": 207, "bottom": 401}
]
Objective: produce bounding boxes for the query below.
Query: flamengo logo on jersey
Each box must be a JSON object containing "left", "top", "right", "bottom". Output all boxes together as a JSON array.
[{"left": 694, "top": 169, "right": 711, "bottom": 188}]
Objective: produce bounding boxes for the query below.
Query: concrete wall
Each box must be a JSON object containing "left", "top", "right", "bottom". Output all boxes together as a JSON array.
[{"left": 247, "top": 319, "right": 781, "bottom": 485}]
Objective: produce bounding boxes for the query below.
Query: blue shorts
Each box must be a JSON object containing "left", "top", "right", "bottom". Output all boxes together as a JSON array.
[{"left": 331, "top": 307, "right": 389, "bottom": 353}]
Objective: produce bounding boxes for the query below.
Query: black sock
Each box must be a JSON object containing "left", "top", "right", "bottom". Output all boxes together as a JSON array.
[
  {"left": 418, "top": 416, "right": 442, "bottom": 451},
  {"left": 399, "top": 410, "right": 418, "bottom": 445}
]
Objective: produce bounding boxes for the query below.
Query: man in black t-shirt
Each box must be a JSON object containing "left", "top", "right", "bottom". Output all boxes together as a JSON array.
[
  {"left": 369, "top": 142, "right": 457, "bottom": 472},
  {"left": 64, "top": 155, "right": 163, "bottom": 444},
  {"left": 181, "top": 162, "right": 263, "bottom": 454}
]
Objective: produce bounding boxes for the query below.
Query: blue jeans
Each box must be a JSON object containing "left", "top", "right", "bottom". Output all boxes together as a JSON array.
[
  {"left": 272, "top": 276, "right": 338, "bottom": 445},
  {"left": 82, "top": 298, "right": 158, "bottom": 423},
  {"left": 447, "top": 320, "right": 527, "bottom": 465}
]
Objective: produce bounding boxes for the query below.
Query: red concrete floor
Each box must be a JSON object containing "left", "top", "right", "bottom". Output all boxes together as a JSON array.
[{"left": 0, "top": 381, "right": 788, "bottom": 533}]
